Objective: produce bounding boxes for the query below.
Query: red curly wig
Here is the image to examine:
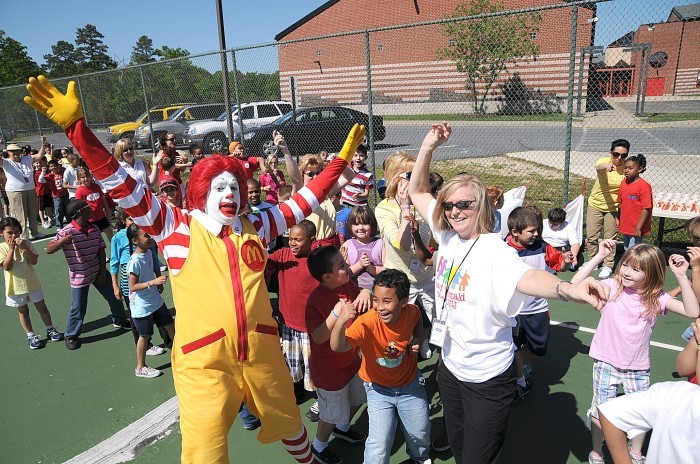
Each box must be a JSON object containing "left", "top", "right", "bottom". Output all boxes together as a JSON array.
[{"left": 186, "top": 154, "right": 248, "bottom": 212}]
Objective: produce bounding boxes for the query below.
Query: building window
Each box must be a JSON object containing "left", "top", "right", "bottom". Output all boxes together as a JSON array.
[
  {"left": 377, "top": 44, "right": 384, "bottom": 52},
  {"left": 529, "top": 31, "right": 537, "bottom": 40},
  {"left": 449, "top": 38, "right": 456, "bottom": 47},
  {"left": 316, "top": 50, "right": 322, "bottom": 57}
]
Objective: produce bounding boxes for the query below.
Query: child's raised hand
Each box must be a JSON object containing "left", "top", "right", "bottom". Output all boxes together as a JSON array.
[
  {"left": 421, "top": 122, "right": 452, "bottom": 151},
  {"left": 669, "top": 254, "right": 690, "bottom": 276},
  {"left": 597, "top": 239, "right": 616, "bottom": 258},
  {"left": 153, "top": 275, "right": 168, "bottom": 286},
  {"left": 339, "top": 300, "right": 357, "bottom": 321},
  {"left": 687, "top": 246, "right": 700, "bottom": 269}
]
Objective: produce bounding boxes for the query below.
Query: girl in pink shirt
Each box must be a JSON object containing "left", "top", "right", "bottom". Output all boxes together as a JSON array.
[{"left": 572, "top": 240, "right": 700, "bottom": 464}]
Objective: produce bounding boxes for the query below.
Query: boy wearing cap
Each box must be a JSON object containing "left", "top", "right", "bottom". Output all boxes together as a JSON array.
[{"left": 46, "top": 200, "right": 129, "bottom": 350}]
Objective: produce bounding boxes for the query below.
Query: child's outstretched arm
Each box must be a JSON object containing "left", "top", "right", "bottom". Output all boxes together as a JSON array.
[
  {"left": 329, "top": 301, "right": 357, "bottom": 353},
  {"left": 571, "top": 239, "right": 616, "bottom": 284},
  {"left": 311, "top": 299, "right": 347, "bottom": 345},
  {"left": 665, "top": 254, "right": 700, "bottom": 318},
  {"left": 675, "top": 318, "right": 700, "bottom": 379}
]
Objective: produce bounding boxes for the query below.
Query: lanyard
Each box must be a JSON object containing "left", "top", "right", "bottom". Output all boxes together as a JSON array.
[{"left": 436, "top": 235, "right": 480, "bottom": 322}]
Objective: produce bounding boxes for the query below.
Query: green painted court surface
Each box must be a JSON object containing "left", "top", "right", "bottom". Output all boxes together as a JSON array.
[{"left": 0, "top": 233, "right": 691, "bottom": 463}]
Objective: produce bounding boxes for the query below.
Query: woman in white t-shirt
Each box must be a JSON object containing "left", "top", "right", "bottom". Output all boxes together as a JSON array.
[
  {"left": 408, "top": 122, "right": 609, "bottom": 464},
  {"left": 3, "top": 144, "right": 46, "bottom": 239}
]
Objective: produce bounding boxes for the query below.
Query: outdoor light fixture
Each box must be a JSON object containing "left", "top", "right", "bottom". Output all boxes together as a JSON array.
[{"left": 314, "top": 60, "right": 323, "bottom": 74}]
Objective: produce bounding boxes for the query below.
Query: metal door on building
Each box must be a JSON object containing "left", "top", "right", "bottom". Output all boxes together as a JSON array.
[{"left": 646, "top": 77, "right": 665, "bottom": 96}]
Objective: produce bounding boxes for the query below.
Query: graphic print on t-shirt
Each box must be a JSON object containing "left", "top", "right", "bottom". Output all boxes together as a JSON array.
[
  {"left": 377, "top": 340, "right": 404, "bottom": 368},
  {"left": 435, "top": 255, "right": 471, "bottom": 310}
]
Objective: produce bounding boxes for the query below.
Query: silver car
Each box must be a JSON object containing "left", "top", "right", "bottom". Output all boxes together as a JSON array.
[
  {"left": 134, "top": 103, "right": 226, "bottom": 150},
  {"left": 183, "top": 101, "right": 292, "bottom": 153}
]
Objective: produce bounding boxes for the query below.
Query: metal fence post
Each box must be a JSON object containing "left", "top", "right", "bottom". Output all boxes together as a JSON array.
[
  {"left": 216, "top": 0, "right": 234, "bottom": 147},
  {"left": 76, "top": 77, "right": 88, "bottom": 127},
  {"left": 230, "top": 50, "right": 244, "bottom": 144},
  {"left": 139, "top": 67, "right": 156, "bottom": 152},
  {"left": 576, "top": 48, "right": 585, "bottom": 117},
  {"left": 0, "top": 114, "right": 6, "bottom": 148},
  {"left": 562, "top": 5, "right": 578, "bottom": 205},
  {"left": 34, "top": 109, "right": 43, "bottom": 137},
  {"left": 364, "top": 31, "right": 376, "bottom": 187}
]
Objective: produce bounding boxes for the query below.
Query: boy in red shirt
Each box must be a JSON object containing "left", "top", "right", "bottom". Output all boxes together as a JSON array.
[
  {"left": 34, "top": 158, "right": 54, "bottom": 228},
  {"left": 75, "top": 168, "right": 113, "bottom": 243},
  {"left": 266, "top": 220, "right": 319, "bottom": 415},
  {"left": 44, "top": 160, "right": 69, "bottom": 227},
  {"left": 305, "top": 245, "right": 371, "bottom": 464},
  {"left": 330, "top": 269, "right": 430, "bottom": 464}
]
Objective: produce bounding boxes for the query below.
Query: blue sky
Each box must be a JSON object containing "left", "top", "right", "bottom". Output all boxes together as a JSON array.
[{"left": 2, "top": 0, "right": 694, "bottom": 70}]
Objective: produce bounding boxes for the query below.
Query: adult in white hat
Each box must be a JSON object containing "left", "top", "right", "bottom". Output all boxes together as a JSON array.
[{"left": 3, "top": 143, "right": 46, "bottom": 239}]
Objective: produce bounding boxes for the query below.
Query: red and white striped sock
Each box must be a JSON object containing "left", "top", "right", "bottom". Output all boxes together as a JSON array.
[{"left": 282, "top": 426, "right": 313, "bottom": 464}]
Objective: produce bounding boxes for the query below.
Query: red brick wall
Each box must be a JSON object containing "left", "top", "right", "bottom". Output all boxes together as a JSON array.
[
  {"left": 277, "top": 0, "right": 593, "bottom": 103},
  {"left": 630, "top": 20, "right": 700, "bottom": 95}
]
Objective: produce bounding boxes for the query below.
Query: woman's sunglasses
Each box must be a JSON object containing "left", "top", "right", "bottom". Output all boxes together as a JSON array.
[{"left": 441, "top": 200, "right": 476, "bottom": 211}]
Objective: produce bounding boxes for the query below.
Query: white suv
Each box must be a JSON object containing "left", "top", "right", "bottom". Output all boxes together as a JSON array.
[{"left": 183, "top": 101, "right": 292, "bottom": 153}]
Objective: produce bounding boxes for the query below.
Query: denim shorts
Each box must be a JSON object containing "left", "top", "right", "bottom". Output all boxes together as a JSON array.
[{"left": 132, "top": 304, "right": 174, "bottom": 338}]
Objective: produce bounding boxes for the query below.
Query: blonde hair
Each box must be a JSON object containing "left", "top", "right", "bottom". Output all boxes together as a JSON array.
[
  {"left": 265, "top": 154, "right": 279, "bottom": 169},
  {"left": 299, "top": 154, "right": 322, "bottom": 175},
  {"left": 612, "top": 244, "right": 666, "bottom": 319},
  {"left": 432, "top": 174, "right": 494, "bottom": 234},
  {"left": 384, "top": 151, "right": 415, "bottom": 199},
  {"left": 113, "top": 139, "right": 132, "bottom": 161},
  {"left": 76, "top": 167, "right": 92, "bottom": 184}
]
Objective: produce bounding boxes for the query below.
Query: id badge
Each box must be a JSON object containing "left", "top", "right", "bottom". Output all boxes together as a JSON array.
[
  {"left": 429, "top": 320, "right": 447, "bottom": 347},
  {"left": 409, "top": 258, "right": 420, "bottom": 272}
]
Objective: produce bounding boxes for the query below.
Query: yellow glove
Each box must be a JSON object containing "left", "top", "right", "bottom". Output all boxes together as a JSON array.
[
  {"left": 337, "top": 123, "right": 366, "bottom": 164},
  {"left": 24, "top": 75, "right": 83, "bottom": 130}
]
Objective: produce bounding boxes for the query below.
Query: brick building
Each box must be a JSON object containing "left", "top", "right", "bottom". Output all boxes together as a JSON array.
[
  {"left": 629, "top": 3, "right": 700, "bottom": 97},
  {"left": 275, "top": 0, "right": 594, "bottom": 107}
]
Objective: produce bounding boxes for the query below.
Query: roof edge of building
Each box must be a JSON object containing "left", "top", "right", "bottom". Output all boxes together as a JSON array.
[{"left": 275, "top": 0, "right": 342, "bottom": 42}]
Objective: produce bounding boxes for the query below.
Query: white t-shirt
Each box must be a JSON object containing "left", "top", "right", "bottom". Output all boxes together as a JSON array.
[
  {"left": 63, "top": 165, "right": 78, "bottom": 198},
  {"left": 119, "top": 158, "right": 150, "bottom": 189},
  {"left": 598, "top": 381, "right": 700, "bottom": 464},
  {"left": 542, "top": 219, "right": 580, "bottom": 248},
  {"left": 3, "top": 157, "right": 35, "bottom": 191},
  {"left": 427, "top": 199, "right": 531, "bottom": 382}
]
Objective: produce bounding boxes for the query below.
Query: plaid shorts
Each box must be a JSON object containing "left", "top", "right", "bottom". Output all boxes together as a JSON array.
[
  {"left": 281, "top": 324, "right": 314, "bottom": 391},
  {"left": 587, "top": 360, "right": 650, "bottom": 421}
]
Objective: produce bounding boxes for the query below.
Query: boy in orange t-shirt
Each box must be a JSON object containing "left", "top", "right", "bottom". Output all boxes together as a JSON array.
[{"left": 330, "top": 269, "right": 431, "bottom": 464}]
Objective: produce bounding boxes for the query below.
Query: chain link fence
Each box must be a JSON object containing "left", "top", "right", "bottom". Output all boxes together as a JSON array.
[{"left": 0, "top": 0, "right": 697, "bottom": 245}]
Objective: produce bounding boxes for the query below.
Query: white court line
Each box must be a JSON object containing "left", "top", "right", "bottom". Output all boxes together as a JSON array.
[
  {"left": 66, "top": 318, "right": 685, "bottom": 462},
  {"left": 551, "top": 319, "right": 684, "bottom": 352},
  {"left": 640, "top": 128, "right": 677, "bottom": 154}
]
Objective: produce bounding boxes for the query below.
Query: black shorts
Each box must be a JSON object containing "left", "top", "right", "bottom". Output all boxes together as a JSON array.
[
  {"left": 90, "top": 216, "right": 111, "bottom": 232},
  {"left": 513, "top": 312, "right": 550, "bottom": 356},
  {"left": 38, "top": 194, "right": 53, "bottom": 210},
  {"left": 132, "top": 304, "right": 174, "bottom": 338}
]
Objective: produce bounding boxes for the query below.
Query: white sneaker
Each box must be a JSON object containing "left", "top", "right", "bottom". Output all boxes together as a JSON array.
[
  {"left": 135, "top": 366, "right": 162, "bottom": 378},
  {"left": 419, "top": 339, "right": 432, "bottom": 359},
  {"left": 29, "top": 233, "right": 46, "bottom": 240},
  {"left": 598, "top": 266, "right": 613, "bottom": 279},
  {"left": 146, "top": 345, "right": 165, "bottom": 356}
]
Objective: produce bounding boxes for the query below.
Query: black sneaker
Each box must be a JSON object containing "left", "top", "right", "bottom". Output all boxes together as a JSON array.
[
  {"left": 305, "top": 401, "right": 319, "bottom": 422},
  {"left": 112, "top": 320, "right": 131, "bottom": 330},
  {"left": 514, "top": 383, "right": 531, "bottom": 402},
  {"left": 65, "top": 337, "right": 81, "bottom": 350},
  {"left": 331, "top": 427, "right": 365, "bottom": 444},
  {"left": 431, "top": 434, "right": 451, "bottom": 452},
  {"left": 311, "top": 444, "right": 343, "bottom": 464}
]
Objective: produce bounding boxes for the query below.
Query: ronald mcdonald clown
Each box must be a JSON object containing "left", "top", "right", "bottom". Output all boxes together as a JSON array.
[{"left": 24, "top": 75, "right": 365, "bottom": 464}]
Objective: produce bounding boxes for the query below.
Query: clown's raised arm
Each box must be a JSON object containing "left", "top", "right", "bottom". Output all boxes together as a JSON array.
[{"left": 24, "top": 75, "right": 364, "bottom": 264}]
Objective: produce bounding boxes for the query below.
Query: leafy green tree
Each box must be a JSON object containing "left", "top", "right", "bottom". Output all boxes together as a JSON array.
[
  {"left": 131, "top": 35, "right": 157, "bottom": 64},
  {"left": 154, "top": 46, "right": 190, "bottom": 60},
  {"left": 438, "top": 0, "right": 541, "bottom": 114},
  {"left": 75, "top": 24, "right": 117, "bottom": 72},
  {"left": 0, "top": 30, "right": 43, "bottom": 86},
  {"left": 43, "top": 40, "right": 80, "bottom": 77}
]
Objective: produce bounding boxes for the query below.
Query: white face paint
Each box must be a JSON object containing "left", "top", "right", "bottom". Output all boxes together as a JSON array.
[{"left": 205, "top": 172, "right": 241, "bottom": 225}]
